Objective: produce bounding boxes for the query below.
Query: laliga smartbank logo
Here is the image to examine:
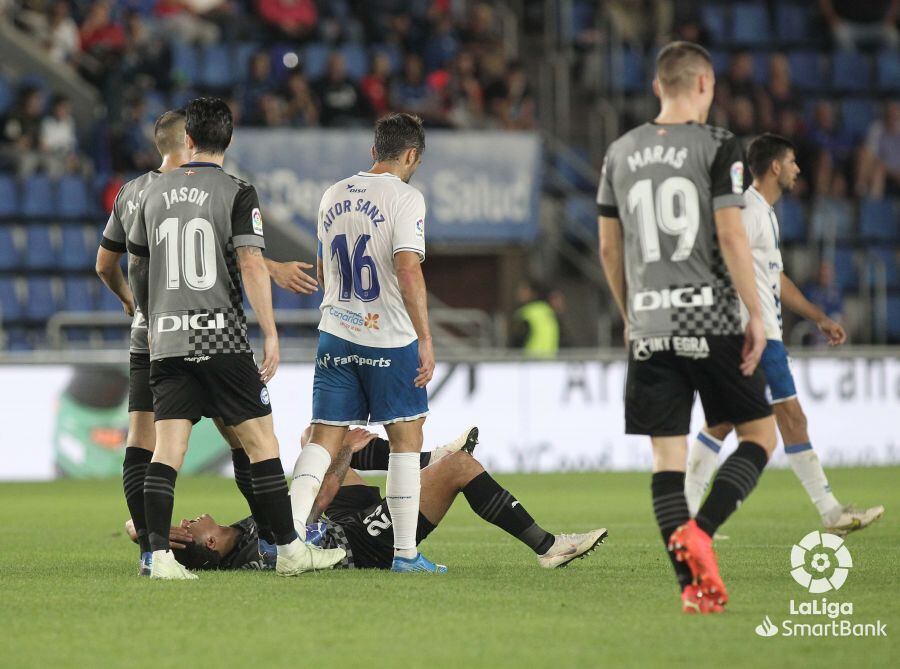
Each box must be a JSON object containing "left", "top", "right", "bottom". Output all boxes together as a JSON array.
[{"left": 754, "top": 531, "right": 887, "bottom": 639}]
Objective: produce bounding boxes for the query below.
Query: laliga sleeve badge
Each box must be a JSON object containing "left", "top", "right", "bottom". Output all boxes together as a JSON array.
[
  {"left": 252, "top": 208, "right": 264, "bottom": 235},
  {"left": 730, "top": 161, "right": 744, "bottom": 195}
]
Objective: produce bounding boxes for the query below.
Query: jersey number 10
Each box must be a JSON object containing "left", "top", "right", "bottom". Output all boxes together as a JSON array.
[
  {"left": 331, "top": 233, "right": 381, "bottom": 302},
  {"left": 627, "top": 177, "right": 700, "bottom": 263},
  {"left": 157, "top": 217, "right": 217, "bottom": 291}
]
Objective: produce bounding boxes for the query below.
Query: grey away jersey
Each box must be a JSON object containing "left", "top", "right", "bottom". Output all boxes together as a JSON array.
[
  {"left": 597, "top": 122, "right": 746, "bottom": 339},
  {"left": 100, "top": 170, "right": 160, "bottom": 354},
  {"left": 127, "top": 163, "right": 265, "bottom": 361}
]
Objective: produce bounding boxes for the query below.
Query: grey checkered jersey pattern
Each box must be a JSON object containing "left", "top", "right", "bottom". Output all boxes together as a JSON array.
[
  {"left": 101, "top": 170, "right": 160, "bottom": 354},
  {"left": 132, "top": 165, "right": 263, "bottom": 360},
  {"left": 322, "top": 520, "right": 355, "bottom": 569},
  {"left": 598, "top": 122, "right": 745, "bottom": 339}
]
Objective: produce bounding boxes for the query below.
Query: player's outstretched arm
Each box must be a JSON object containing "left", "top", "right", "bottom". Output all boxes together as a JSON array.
[
  {"left": 395, "top": 250, "right": 434, "bottom": 387},
  {"left": 238, "top": 246, "right": 279, "bottom": 383},
  {"left": 780, "top": 272, "right": 847, "bottom": 345},
  {"left": 265, "top": 258, "right": 318, "bottom": 294},
  {"left": 95, "top": 247, "right": 135, "bottom": 316},
  {"left": 715, "top": 207, "right": 765, "bottom": 375},
  {"left": 599, "top": 216, "right": 628, "bottom": 337}
]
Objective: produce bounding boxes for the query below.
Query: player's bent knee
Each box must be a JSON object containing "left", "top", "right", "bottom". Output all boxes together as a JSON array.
[{"left": 736, "top": 416, "right": 777, "bottom": 454}]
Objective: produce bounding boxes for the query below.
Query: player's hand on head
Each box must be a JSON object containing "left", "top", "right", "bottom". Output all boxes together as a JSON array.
[
  {"left": 817, "top": 318, "right": 847, "bottom": 346},
  {"left": 345, "top": 428, "right": 377, "bottom": 452},
  {"left": 415, "top": 337, "right": 435, "bottom": 388},
  {"left": 272, "top": 261, "right": 318, "bottom": 295},
  {"left": 169, "top": 525, "right": 194, "bottom": 550},
  {"left": 740, "top": 316, "right": 766, "bottom": 376},
  {"left": 259, "top": 334, "right": 280, "bottom": 383}
]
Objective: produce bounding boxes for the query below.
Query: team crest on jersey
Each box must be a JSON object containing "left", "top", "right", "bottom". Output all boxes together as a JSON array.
[
  {"left": 364, "top": 313, "right": 380, "bottom": 330},
  {"left": 730, "top": 161, "right": 744, "bottom": 194},
  {"left": 252, "top": 208, "right": 263, "bottom": 235},
  {"left": 184, "top": 169, "right": 196, "bottom": 176},
  {"left": 260, "top": 387, "right": 270, "bottom": 405},
  {"left": 415, "top": 219, "right": 424, "bottom": 238}
]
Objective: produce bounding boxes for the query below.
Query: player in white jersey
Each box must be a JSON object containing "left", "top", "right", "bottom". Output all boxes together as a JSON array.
[
  {"left": 685, "top": 134, "right": 884, "bottom": 535},
  {"left": 290, "top": 113, "right": 445, "bottom": 573}
]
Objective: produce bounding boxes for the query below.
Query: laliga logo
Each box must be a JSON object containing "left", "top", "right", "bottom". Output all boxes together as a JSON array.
[{"left": 790, "top": 531, "right": 853, "bottom": 593}]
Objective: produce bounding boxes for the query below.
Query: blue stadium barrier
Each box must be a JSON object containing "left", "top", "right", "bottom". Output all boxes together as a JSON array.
[
  {"left": 860, "top": 199, "right": 899, "bottom": 242},
  {"left": 0, "top": 227, "right": 17, "bottom": 270},
  {"left": 0, "top": 174, "right": 18, "bottom": 216},
  {"left": 0, "top": 278, "right": 22, "bottom": 321},
  {"left": 5, "top": 327, "right": 31, "bottom": 351},
  {"left": 731, "top": 4, "right": 770, "bottom": 46},
  {"left": 24, "top": 225, "right": 56, "bottom": 270},
  {"left": 60, "top": 226, "right": 95, "bottom": 271},
  {"left": 832, "top": 51, "right": 871, "bottom": 92},
  {"left": 24, "top": 277, "right": 57, "bottom": 320},
  {"left": 63, "top": 277, "right": 95, "bottom": 312},
  {"left": 876, "top": 51, "right": 900, "bottom": 91},
  {"left": 22, "top": 175, "right": 55, "bottom": 217},
  {"left": 58, "top": 176, "right": 92, "bottom": 218}
]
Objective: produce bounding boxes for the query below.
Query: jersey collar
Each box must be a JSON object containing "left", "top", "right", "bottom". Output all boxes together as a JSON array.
[
  {"left": 356, "top": 170, "right": 400, "bottom": 179},
  {"left": 181, "top": 162, "right": 222, "bottom": 168},
  {"left": 747, "top": 185, "right": 774, "bottom": 212}
]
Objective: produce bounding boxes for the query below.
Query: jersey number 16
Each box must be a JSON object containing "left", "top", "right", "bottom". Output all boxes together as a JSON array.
[{"left": 331, "top": 233, "right": 381, "bottom": 302}]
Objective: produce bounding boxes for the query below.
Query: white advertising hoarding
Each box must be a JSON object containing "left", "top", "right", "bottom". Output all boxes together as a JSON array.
[{"left": 0, "top": 357, "right": 897, "bottom": 480}]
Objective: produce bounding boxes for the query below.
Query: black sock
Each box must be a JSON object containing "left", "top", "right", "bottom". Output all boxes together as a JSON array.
[
  {"left": 250, "top": 458, "right": 298, "bottom": 545},
  {"left": 462, "top": 471, "right": 555, "bottom": 554},
  {"left": 123, "top": 447, "right": 152, "bottom": 555},
  {"left": 696, "top": 441, "right": 768, "bottom": 538},
  {"left": 350, "top": 437, "right": 431, "bottom": 470},
  {"left": 231, "top": 449, "right": 276, "bottom": 544},
  {"left": 143, "top": 462, "right": 177, "bottom": 553},
  {"left": 651, "top": 471, "right": 693, "bottom": 591}
]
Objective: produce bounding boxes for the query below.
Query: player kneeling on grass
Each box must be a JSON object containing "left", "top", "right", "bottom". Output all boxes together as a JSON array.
[{"left": 125, "top": 427, "right": 607, "bottom": 572}]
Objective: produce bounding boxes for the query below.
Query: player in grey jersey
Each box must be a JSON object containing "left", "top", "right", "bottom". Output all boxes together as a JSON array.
[
  {"left": 96, "top": 108, "right": 323, "bottom": 575},
  {"left": 127, "top": 97, "right": 344, "bottom": 579},
  {"left": 598, "top": 42, "right": 778, "bottom": 613}
]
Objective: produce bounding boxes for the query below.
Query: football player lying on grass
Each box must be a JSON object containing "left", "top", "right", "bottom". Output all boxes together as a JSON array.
[{"left": 126, "top": 427, "right": 607, "bottom": 572}]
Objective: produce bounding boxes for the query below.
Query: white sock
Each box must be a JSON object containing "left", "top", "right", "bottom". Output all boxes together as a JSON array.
[
  {"left": 785, "top": 443, "right": 842, "bottom": 524},
  {"left": 685, "top": 431, "right": 723, "bottom": 517},
  {"left": 386, "top": 452, "right": 420, "bottom": 559},
  {"left": 289, "top": 443, "right": 332, "bottom": 538}
]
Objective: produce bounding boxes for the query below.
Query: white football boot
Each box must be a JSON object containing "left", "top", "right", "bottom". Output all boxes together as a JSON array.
[
  {"left": 427, "top": 426, "right": 479, "bottom": 466},
  {"left": 149, "top": 550, "right": 198, "bottom": 580},
  {"left": 276, "top": 538, "right": 346, "bottom": 576},
  {"left": 538, "top": 528, "right": 608, "bottom": 569},
  {"left": 825, "top": 505, "right": 885, "bottom": 536}
]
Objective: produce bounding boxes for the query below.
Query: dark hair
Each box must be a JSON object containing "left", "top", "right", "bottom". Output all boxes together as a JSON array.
[
  {"left": 655, "top": 41, "right": 713, "bottom": 92},
  {"left": 747, "top": 133, "right": 796, "bottom": 178},
  {"left": 172, "top": 542, "right": 222, "bottom": 570},
  {"left": 153, "top": 108, "right": 186, "bottom": 156},
  {"left": 185, "top": 97, "right": 233, "bottom": 154},
  {"left": 373, "top": 112, "right": 425, "bottom": 162}
]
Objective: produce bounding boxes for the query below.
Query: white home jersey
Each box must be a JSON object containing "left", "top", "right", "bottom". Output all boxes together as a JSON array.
[
  {"left": 317, "top": 171, "right": 426, "bottom": 348},
  {"left": 739, "top": 186, "right": 784, "bottom": 340}
]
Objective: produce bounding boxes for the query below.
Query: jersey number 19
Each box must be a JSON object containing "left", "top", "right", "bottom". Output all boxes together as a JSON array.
[{"left": 627, "top": 177, "right": 700, "bottom": 263}]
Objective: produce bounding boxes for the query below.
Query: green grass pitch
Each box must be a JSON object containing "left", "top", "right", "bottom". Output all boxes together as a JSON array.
[{"left": 1, "top": 468, "right": 896, "bottom": 668}]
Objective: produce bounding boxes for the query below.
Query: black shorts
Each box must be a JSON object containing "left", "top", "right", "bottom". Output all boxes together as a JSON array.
[
  {"left": 325, "top": 485, "right": 435, "bottom": 570},
  {"left": 128, "top": 352, "right": 154, "bottom": 413},
  {"left": 149, "top": 353, "right": 271, "bottom": 426},
  {"left": 625, "top": 334, "right": 772, "bottom": 436}
]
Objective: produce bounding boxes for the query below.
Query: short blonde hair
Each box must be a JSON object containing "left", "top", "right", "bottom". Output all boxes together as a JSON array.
[{"left": 655, "top": 41, "right": 713, "bottom": 94}]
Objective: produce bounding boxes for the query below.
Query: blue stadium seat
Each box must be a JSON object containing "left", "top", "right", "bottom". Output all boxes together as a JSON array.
[
  {"left": 833, "top": 249, "right": 858, "bottom": 291},
  {"left": 776, "top": 196, "right": 805, "bottom": 243},
  {"left": 709, "top": 49, "right": 729, "bottom": 76},
  {"left": 0, "top": 278, "right": 22, "bottom": 321},
  {"left": 811, "top": 198, "right": 854, "bottom": 242},
  {"left": 701, "top": 5, "right": 727, "bottom": 44},
  {"left": 611, "top": 47, "right": 644, "bottom": 93},
  {"left": 788, "top": 52, "right": 826, "bottom": 91},
  {"left": 24, "top": 225, "right": 56, "bottom": 269},
  {"left": 752, "top": 52, "right": 770, "bottom": 85},
  {"left": 372, "top": 43, "right": 403, "bottom": 75},
  {"left": 731, "top": 4, "right": 769, "bottom": 46},
  {"left": 776, "top": 4, "right": 811, "bottom": 43},
  {"left": 0, "top": 227, "right": 17, "bottom": 269},
  {"left": 865, "top": 247, "right": 899, "bottom": 289},
  {"left": 97, "top": 285, "right": 125, "bottom": 312},
  {"left": 171, "top": 43, "right": 200, "bottom": 83},
  {"left": 22, "top": 175, "right": 56, "bottom": 217},
  {"left": 60, "top": 225, "right": 95, "bottom": 270},
  {"left": 63, "top": 277, "right": 95, "bottom": 312},
  {"left": 860, "top": 199, "right": 899, "bottom": 241},
  {"left": 0, "top": 76, "right": 13, "bottom": 115},
  {"left": 303, "top": 43, "right": 331, "bottom": 81},
  {"left": 200, "top": 44, "right": 235, "bottom": 88},
  {"left": 24, "top": 277, "right": 58, "bottom": 320},
  {"left": 0, "top": 174, "right": 18, "bottom": 216},
  {"left": 887, "top": 296, "right": 900, "bottom": 342},
  {"left": 58, "top": 176, "right": 92, "bottom": 218},
  {"left": 876, "top": 51, "right": 900, "bottom": 91},
  {"left": 832, "top": 52, "right": 871, "bottom": 92},
  {"left": 5, "top": 327, "right": 31, "bottom": 351},
  {"left": 235, "top": 43, "right": 261, "bottom": 80},
  {"left": 341, "top": 44, "right": 370, "bottom": 81},
  {"left": 170, "top": 87, "right": 198, "bottom": 110},
  {"left": 841, "top": 99, "right": 878, "bottom": 140}
]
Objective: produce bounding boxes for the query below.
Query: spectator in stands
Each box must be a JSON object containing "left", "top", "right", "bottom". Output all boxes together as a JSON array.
[
  {"left": 803, "top": 260, "right": 846, "bottom": 346},
  {"left": 239, "top": 50, "right": 275, "bottom": 125},
  {"left": 314, "top": 52, "right": 370, "bottom": 127},
  {"left": 44, "top": 0, "right": 80, "bottom": 64},
  {"left": 392, "top": 54, "right": 435, "bottom": 118},
  {"left": 154, "top": 0, "right": 220, "bottom": 46},
  {"left": 360, "top": 52, "right": 393, "bottom": 119},
  {"left": 856, "top": 101, "right": 900, "bottom": 197},
  {"left": 807, "top": 101, "right": 857, "bottom": 195},
  {"left": 510, "top": 278, "right": 560, "bottom": 358},
  {"left": 811, "top": 173, "right": 854, "bottom": 241},
  {"left": 256, "top": 0, "right": 317, "bottom": 40},
  {"left": 765, "top": 54, "right": 797, "bottom": 129},
  {"left": 121, "top": 10, "right": 172, "bottom": 94},
  {"left": 717, "top": 52, "right": 769, "bottom": 131},
  {"left": 502, "top": 62, "right": 537, "bottom": 130},
  {"left": 110, "top": 96, "right": 157, "bottom": 171},
  {"left": 424, "top": 11, "right": 461, "bottom": 71},
  {"left": 0, "top": 85, "right": 44, "bottom": 176},
  {"left": 606, "top": 0, "right": 673, "bottom": 48},
  {"left": 462, "top": 2, "right": 502, "bottom": 52},
  {"left": 818, "top": 0, "right": 899, "bottom": 51},
  {"left": 729, "top": 97, "right": 758, "bottom": 143},
  {"left": 40, "top": 95, "right": 78, "bottom": 177},
  {"left": 256, "top": 92, "right": 289, "bottom": 127},
  {"left": 442, "top": 50, "right": 485, "bottom": 129},
  {"left": 283, "top": 71, "right": 319, "bottom": 127},
  {"left": 79, "top": 1, "right": 126, "bottom": 55}
]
